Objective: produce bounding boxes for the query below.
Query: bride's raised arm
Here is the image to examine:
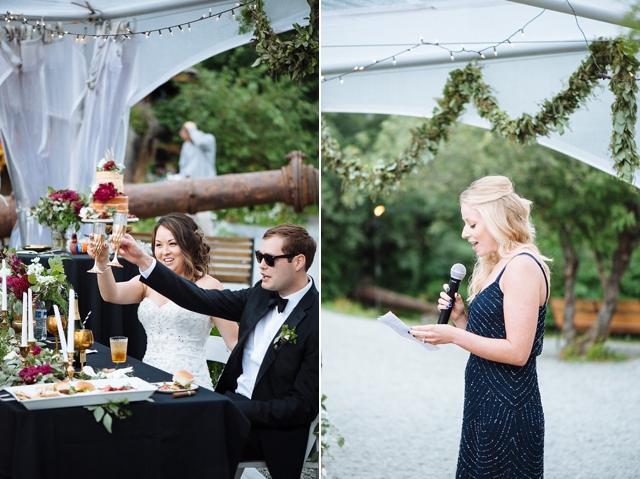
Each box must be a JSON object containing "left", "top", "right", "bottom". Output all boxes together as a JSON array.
[{"left": 88, "top": 235, "right": 146, "bottom": 305}]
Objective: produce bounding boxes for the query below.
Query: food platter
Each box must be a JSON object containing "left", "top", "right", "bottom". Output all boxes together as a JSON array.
[
  {"left": 5, "top": 377, "right": 157, "bottom": 410},
  {"left": 151, "top": 382, "right": 199, "bottom": 394},
  {"left": 21, "top": 245, "right": 52, "bottom": 252}
]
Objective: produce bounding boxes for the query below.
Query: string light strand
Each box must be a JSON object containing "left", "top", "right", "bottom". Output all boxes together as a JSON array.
[{"left": 2, "top": 3, "right": 254, "bottom": 42}]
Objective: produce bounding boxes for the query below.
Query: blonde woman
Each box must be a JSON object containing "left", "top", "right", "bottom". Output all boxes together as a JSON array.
[
  {"left": 412, "top": 175, "right": 550, "bottom": 478},
  {"left": 88, "top": 213, "right": 238, "bottom": 390}
]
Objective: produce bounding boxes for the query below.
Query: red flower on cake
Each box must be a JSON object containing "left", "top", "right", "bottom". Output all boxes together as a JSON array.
[
  {"left": 92, "top": 183, "right": 118, "bottom": 203},
  {"left": 101, "top": 160, "right": 117, "bottom": 172}
]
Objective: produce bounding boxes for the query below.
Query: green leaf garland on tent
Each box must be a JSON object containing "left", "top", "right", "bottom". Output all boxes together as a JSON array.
[{"left": 323, "top": 37, "right": 640, "bottom": 195}]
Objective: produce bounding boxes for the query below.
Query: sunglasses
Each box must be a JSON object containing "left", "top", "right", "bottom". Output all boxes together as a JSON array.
[{"left": 254, "top": 251, "right": 298, "bottom": 267}]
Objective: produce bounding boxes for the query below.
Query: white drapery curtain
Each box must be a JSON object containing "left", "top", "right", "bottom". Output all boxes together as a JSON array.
[{"left": 0, "top": 22, "right": 137, "bottom": 247}]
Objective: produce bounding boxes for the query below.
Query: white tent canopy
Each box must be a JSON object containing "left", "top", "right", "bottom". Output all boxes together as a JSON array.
[
  {"left": 0, "top": 0, "right": 309, "bottom": 246},
  {"left": 321, "top": 0, "right": 638, "bottom": 182}
]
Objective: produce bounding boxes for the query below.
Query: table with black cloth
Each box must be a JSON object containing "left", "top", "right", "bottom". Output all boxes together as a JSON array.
[
  {"left": 17, "top": 252, "right": 147, "bottom": 360},
  {"left": 0, "top": 342, "right": 251, "bottom": 479}
]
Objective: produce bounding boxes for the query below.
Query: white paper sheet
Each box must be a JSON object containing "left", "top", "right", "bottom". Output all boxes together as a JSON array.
[{"left": 378, "top": 311, "right": 440, "bottom": 351}]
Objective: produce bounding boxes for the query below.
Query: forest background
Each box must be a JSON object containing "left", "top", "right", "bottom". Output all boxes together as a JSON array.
[{"left": 321, "top": 113, "right": 640, "bottom": 334}]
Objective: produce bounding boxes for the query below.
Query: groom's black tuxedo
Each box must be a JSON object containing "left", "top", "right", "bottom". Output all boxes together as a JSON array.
[{"left": 140, "top": 262, "right": 319, "bottom": 479}]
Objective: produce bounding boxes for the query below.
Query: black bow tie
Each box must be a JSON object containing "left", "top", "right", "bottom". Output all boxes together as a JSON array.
[{"left": 268, "top": 292, "right": 288, "bottom": 313}]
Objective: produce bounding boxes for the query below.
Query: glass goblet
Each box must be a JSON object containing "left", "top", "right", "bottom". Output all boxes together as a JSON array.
[
  {"left": 107, "top": 212, "right": 128, "bottom": 268},
  {"left": 74, "top": 329, "right": 94, "bottom": 374},
  {"left": 88, "top": 222, "right": 107, "bottom": 273},
  {"left": 46, "top": 315, "right": 67, "bottom": 354}
]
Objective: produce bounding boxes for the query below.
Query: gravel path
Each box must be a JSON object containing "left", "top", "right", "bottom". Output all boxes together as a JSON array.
[{"left": 321, "top": 310, "right": 640, "bottom": 479}]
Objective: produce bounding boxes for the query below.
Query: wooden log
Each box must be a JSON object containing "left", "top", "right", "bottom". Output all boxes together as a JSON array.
[
  {"left": 0, "top": 152, "right": 318, "bottom": 238},
  {"left": 550, "top": 298, "right": 640, "bottom": 334},
  {"left": 351, "top": 281, "right": 440, "bottom": 315}
]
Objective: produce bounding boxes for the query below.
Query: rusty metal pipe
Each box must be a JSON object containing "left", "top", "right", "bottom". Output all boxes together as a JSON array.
[
  {"left": 0, "top": 152, "right": 318, "bottom": 237},
  {"left": 128, "top": 151, "right": 317, "bottom": 218}
]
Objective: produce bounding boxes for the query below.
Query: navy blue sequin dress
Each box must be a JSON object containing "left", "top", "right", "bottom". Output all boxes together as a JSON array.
[{"left": 456, "top": 253, "right": 547, "bottom": 479}]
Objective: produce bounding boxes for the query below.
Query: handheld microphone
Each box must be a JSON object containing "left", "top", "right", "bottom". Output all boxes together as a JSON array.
[{"left": 437, "top": 263, "right": 467, "bottom": 324}]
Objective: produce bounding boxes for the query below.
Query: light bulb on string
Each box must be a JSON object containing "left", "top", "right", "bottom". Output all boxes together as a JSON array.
[
  {"left": 480, "top": 52, "right": 485, "bottom": 59},
  {"left": 209, "top": 8, "right": 212, "bottom": 17},
  {"left": 521, "top": 29, "right": 525, "bottom": 38},
  {"left": 145, "top": 31, "right": 150, "bottom": 38},
  {"left": 169, "top": 27, "right": 173, "bottom": 35},
  {"left": 217, "top": 14, "right": 221, "bottom": 20},
  {"left": 339, "top": 77, "right": 344, "bottom": 84},
  {"left": 508, "top": 39, "right": 513, "bottom": 48},
  {"left": 420, "top": 35, "right": 424, "bottom": 43},
  {"left": 494, "top": 47, "right": 497, "bottom": 56},
  {"left": 179, "top": 25, "right": 184, "bottom": 32},
  {"left": 159, "top": 29, "right": 162, "bottom": 37},
  {"left": 358, "top": 66, "right": 364, "bottom": 70},
  {"left": 232, "top": 9, "right": 236, "bottom": 18},
  {"left": 392, "top": 56, "right": 396, "bottom": 65},
  {"left": 435, "top": 39, "right": 439, "bottom": 45},
  {"left": 188, "top": 23, "right": 191, "bottom": 31},
  {"left": 450, "top": 52, "right": 454, "bottom": 61}
]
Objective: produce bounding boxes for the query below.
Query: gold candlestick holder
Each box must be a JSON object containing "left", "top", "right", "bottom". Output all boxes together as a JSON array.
[
  {"left": 19, "top": 345, "right": 29, "bottom": 368},
  {"left": 64, "top": 356, "right": 75, "bottom": 382},
  {"left": 1, "top": 310, "right": 7, "bottom": 331},
  {"left": 28, "top": 339, "right": 37, "bottom": 356}
]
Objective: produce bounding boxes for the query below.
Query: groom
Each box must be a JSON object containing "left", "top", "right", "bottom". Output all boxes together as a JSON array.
[{"left": 118, "top": 223, "right": 318, "bottom": 479}]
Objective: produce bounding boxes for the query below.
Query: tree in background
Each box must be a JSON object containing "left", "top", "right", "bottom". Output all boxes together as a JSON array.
[
  {"left": 131, "top": 45, "right": 318, "bottom": 180},
  {"left": 323, "top": 114, "right": 640, "bottom": 355}
]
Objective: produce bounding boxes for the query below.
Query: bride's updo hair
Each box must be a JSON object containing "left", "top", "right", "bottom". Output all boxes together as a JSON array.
[
  {"left": 151, "top": 213, "right": 210, "bottom": 282},
  {"left": 460, "top": 175, "right": 550, "bottom": 301}
]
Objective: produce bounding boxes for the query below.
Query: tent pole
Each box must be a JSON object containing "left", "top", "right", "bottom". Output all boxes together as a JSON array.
[{"left": 507, "top": 0, "right": 634, "bottom": 28}]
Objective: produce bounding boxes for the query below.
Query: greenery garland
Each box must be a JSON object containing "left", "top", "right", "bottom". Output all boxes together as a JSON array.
[
  {"left": 323, "top": 37, "right": 640, "bottom": 194},
  {"left": 239, "top": 0, "right": 318, "bottom": 81}
]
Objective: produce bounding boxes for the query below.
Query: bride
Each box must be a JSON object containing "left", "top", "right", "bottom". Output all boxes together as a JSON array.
[{"left": 88, "top": 213, "right": 238, "bottom": 390}]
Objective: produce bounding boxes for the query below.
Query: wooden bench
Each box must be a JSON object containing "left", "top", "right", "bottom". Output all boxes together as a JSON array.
[
  {"left": 551, "top": 298, "right": 640, "bottom": 334},
  {"left": 129, "top": 232, "right": 254, "bottom": 287}
]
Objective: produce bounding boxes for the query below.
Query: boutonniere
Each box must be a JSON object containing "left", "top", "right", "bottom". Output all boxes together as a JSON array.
[{"left": 273, "top": 324, "right": 297, "bottom": 350}]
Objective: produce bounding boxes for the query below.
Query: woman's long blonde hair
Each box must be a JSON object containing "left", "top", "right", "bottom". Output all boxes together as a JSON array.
[{"left": 460, "top": 175, "right": 551, "bottom": 302}]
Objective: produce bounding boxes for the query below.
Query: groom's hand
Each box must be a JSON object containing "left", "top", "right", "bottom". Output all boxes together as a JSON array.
[{"left": 117, "top": 234, "right": 154, "bottom": 271}]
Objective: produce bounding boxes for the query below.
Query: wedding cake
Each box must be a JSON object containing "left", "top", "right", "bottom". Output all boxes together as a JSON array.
[{"left": 87, "top": 158, "right": 128, "bottom": 217}]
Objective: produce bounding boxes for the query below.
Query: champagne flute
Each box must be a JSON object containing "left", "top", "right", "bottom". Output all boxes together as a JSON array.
[
  {"left": 87, "top": 222, "right": 107, "bottom": 273},
  {"left": 107, "top": 212, "right": 128, "bottom": 268}
]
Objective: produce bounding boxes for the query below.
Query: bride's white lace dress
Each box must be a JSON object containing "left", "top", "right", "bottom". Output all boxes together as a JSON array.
[{"left": 138, "top": 297, "right": 215, "bottom": 390}]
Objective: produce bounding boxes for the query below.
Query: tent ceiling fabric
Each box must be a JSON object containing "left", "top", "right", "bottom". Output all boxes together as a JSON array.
[
  {"left": 321, "top": 0, "right": 639, "bottom": 182},
  {"left": 0, "top": 0, "right": 309, "bottom": 246}
]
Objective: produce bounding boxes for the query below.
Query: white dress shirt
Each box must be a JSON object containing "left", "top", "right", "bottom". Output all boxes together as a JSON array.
[
  {"left": 140, "top": 260, "right": 313, "bottom": 398},
  {"left": 235, "top": 277, "right": 313, "bottom": 399}
]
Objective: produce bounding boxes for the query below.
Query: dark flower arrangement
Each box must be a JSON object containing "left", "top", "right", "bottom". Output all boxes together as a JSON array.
[
  {"left": 30, "top": 187, "right": 87, "bottom": 233},
  {"left": 92, "top": 182, "right": 118, "bottom": 203}
]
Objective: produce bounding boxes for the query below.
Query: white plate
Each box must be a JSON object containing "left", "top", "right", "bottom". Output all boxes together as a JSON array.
[
  {"left": 6, "top": 377, "right": 156, "bottom": 410},
  {"left": 151, "top": 382, "right": 199, "bottom": 394}
]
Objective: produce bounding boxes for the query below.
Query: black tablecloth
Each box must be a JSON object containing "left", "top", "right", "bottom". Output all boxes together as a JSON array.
[
  {"left": 17, "top": 252, "right": 147, "bottom": 360},
  {"left": 0, "top": 343, "right": 251, "bottom": 479}
]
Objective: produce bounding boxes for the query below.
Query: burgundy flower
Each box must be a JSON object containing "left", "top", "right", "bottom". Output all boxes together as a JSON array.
[
  {"left": 102, "top": 160, "right": 117, "bottom": 172},
  {"left": 32, "top": 345, "right": 42, "bottom": 356},
  {"left": 7, "top": 274, "right": 30, "bottom": 300},
  {"left": 19, "top": 364, "right": 53, "bottom": 384},
  {"left": 92, "top": 183, "right": 118, "bottom": 203}
]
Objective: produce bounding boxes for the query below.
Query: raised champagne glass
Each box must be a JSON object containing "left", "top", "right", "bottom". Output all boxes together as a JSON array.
[
  {"left": 107, "top": 212, "right": 128, "bottom": 268},
  {"left": 88, "top": 222, "right": 107, "bottom": 274}
]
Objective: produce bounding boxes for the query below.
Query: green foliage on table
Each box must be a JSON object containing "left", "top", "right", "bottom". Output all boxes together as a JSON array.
[
  {"left": 323, "top": 37, "right": 640, "bottom": 193},
  {"left": 26, "top": 255, "right": 72, "bottom": 315},
  {"left": 152, "top": 51, "right": 318, "bottom": 176},
  {"left": 0, "top": 328, "right": 66, "bottom": 390},
  {"left": 85, "top": 399, "right": 135, "bottom": 434}
]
